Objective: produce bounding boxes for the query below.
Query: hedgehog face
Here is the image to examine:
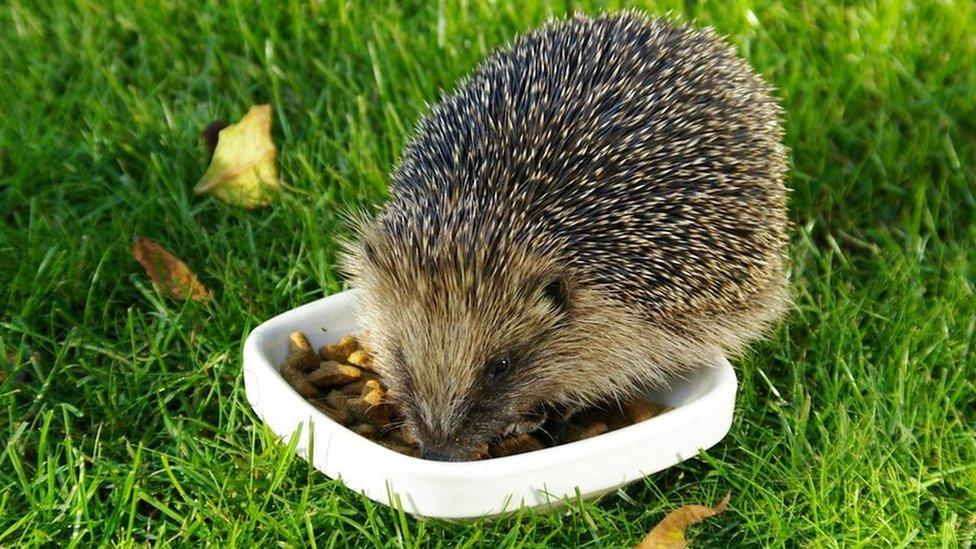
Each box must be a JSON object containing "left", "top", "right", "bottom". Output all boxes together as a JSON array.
[
  {"left": 345, "top": 235, "right": 575, "bottom": 461},
  {"left": 378, "top": 278, "right": 571, "bottom": 461}
]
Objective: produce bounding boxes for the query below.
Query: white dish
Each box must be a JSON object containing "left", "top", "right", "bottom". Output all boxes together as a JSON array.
[{"left": 242, "top": 290, "right": 736, "bottom": 519}]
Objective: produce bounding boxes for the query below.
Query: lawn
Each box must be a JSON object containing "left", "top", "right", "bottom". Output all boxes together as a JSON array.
[{"left": 1, "top": 0, "right": 974, "bottom": 546}]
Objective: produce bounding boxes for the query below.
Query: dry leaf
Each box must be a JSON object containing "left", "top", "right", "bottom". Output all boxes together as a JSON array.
[
  {"left": 193, "top": 104, "right": 279, "bottom": 208},
  {"left": 132, "top": 237, "right": 212, "bottom": 302},
  {"left": 635, "top": 493, "right": 731, "bottom": 549}
]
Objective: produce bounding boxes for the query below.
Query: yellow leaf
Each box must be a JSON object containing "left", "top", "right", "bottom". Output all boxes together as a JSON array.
[
  {"left": 132, "top": 237, "right": 212, "bottom": 302},
  {"left": 194, "top": 104, "right": 279, "bottom": 208},
  {"left": 634, "top": 493, "right": 731, "bottom": 549}
]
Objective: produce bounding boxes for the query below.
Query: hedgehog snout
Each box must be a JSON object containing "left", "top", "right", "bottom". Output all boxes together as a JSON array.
[
  {"left": 418, "top": 440, "right": 467, "bottom": 462},
  {"left": 415, "top": 429, "right": 483, "bottom": 462},
  {"left": 413, "top": 407, "right": 522, "bottom": 461}
]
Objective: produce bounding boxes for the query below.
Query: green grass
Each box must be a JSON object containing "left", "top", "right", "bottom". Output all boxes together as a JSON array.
[{"left": 1, "top": 0, "right": 974, "bottom": 546}]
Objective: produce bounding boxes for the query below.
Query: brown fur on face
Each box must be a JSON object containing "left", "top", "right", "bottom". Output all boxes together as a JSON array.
[{"left": 342, "top": 226, "right": 576, "bottom": 460}]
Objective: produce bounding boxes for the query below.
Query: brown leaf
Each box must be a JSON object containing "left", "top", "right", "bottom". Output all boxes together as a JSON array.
[
  {"left": 132, "top": 237, "right": 212, "bottom": 302},
  {"left": 193, "top": 104, "right": 280, "bottom": 208},
  {"left": 635, "top": 493, "right": 731, "bottom": 549}
]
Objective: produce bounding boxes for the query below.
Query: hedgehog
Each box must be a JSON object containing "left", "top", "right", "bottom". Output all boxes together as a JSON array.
[{"left": 340, "top": 12, "right": 789, "bottom": 461}]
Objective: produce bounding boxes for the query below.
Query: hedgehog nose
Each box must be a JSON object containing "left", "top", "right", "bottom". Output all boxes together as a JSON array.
[{"left": 420, "top": 448, "right": 460, "bottom": 462}]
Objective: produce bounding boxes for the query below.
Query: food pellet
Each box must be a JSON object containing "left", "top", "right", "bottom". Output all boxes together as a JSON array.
[
  {"left": 307, "top": 361, "right": 361, "bottom": 387},
  {"left": 322, "top": 391, "right": 350, "bottom": 413},
  {"left": 280, "top": 360, "right": 320, "bottom": 398},
  {"left": 489, "top": 433, "right": 545, "bottom": 458},
  {"left": 361, "top": 387, "right": 384, "bottom": 407},
  {"left": 346, "top": 349, "right": 373, "bottom": 369},
  {"left": 311, "top": 400, "right": 350, "bottom": 425},
  {"left": 624, "top": 400, "right": 669, "bottom": 423},
  {"left": 319, "top": 335, "right": 359, "bottom": 362},
  {"left": 289, "top": 331, "right": 314, "bottom": 353},
  {"left": 338, "top": 373, "right": 380, "bottom": 396},
  {"left": 361, "top": 379, "right": 383, "bottom": 397},
  {"left": 565, "top": 420, "right": 609, "bottom": 443},
  {"left": 283, "top": 333, "right": 321, "bottom": 373}
]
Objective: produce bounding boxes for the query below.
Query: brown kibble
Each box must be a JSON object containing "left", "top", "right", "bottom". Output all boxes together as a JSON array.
[
  {"left": 280, "top": 362, "right": 320, "bottom": 399},
  {"left": 489, "top": 434, "right": 545, "bottom": 458},
  {"left": 319, "top": 335, "right": 359, "bottom": 362},
  {"left": 282, "top": 350, "right": 320, "bottom": 374},
  {"left": 623, "top": 400, "right": 670, "bottom": 424},
  {"left": 307, "top": 361, "right": 362, "bottom": 387},
  {"left": 571, "top": 407, "right": 612, "bottom": 423},
  {"left": 339, "top": 380, "right": 365, "bottom": 396},
  {"left": 282, "top": 332, "right": 320, "bottom": 373},
  {"left": 362, "top": 387, "right": 385, "bottom": 407},
  {"left": 288, "top": 331, "right": 313, "bottom": 353},
  {"left": 311, "top": 399, "right": 350, "bottom": 425},
  {"left": 565, "top": 421, "right": 609, "bottom": 443},
  {"left": 348, "top": 395, "right": 392, "bottom": 426},
  {"left": 361, "top": 379, "right": 383, "bottom": 396},
  {"left": 322, "top": 391, "right": 350, "bottom": 412},
  {"left": 345, "top": 397, "right": 368, "bottom": 418},
  {"left": 346, "top": 349, "right": 373, "bottom": 369},
  {"left": 470, "top": 443, "right": 492, "bottom": 460},
  {"left": 369, "top": 404, "right": 392, "bottom": 426},
  {"left": 359, "top": 386, "right": 392, "bottom": 424},
  {"left": 338, "top": 372, "right": 381, "bottom": 396}
]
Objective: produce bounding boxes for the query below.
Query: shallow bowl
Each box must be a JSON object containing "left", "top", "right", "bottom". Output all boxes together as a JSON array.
[{"left": 242, "top": 290, "right": 736, "bottom": 519}]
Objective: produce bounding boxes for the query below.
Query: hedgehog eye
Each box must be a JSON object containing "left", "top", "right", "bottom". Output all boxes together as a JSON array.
[{"left": 486, "top": 355, "right": 513, "bottom": 378}]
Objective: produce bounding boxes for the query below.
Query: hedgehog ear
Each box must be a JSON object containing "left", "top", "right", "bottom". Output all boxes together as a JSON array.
[{"left": 541, "top": 276, "right": 572, "bottom": 314}]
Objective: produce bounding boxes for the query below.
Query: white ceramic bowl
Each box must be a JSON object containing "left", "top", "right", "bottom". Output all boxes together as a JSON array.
[{"left": 242, "top": 290, "right": 736, "bottom": 519}]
